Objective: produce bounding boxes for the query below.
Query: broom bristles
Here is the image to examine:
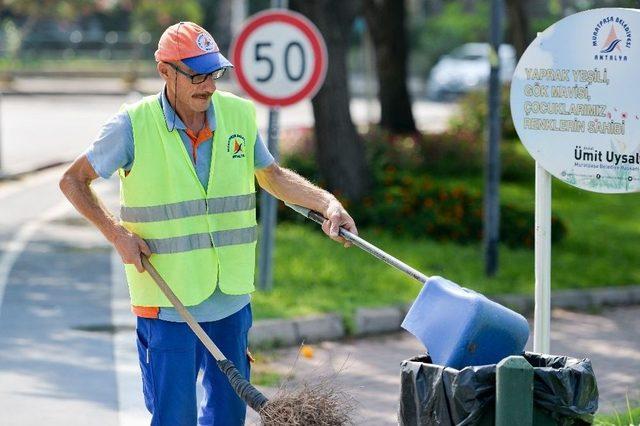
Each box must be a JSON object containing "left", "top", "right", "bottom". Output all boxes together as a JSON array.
[{"left": 259, "top": 377, "right": 357, "bottom": 426}]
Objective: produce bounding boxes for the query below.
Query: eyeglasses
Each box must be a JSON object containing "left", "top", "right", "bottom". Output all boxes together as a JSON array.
[{"left": 166, "top": 62, "right": 227, "bottom": 84}]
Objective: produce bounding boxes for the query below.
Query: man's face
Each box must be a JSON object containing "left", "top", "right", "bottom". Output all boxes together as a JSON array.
[{"left": 158, "top": 61, "right": 216, "bottom": 113}]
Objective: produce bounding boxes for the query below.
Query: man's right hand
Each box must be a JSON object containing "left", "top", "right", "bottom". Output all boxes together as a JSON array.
[
  {"left": 59, "top": 155, "right": 151, "bottom": 271},
  {"left": 111, "top": 227, "right": 152, "bottom": 273}
]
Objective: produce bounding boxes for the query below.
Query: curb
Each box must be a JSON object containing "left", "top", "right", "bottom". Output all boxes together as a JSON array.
[
  {"left": 493, "top": 285, "right": 640, "bottom": 314},
  {"left": 248, "top": 285, "right": 640, "bottom": 349},
  {"left": 0, "top": 161, "right": 69, "bottom": 182},
  {"left": 249, "top": 314, "right": 344, "bottom": 348}
]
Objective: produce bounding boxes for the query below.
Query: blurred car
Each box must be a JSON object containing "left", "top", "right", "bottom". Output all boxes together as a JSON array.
[{"left": 426, "top": 43, "right": 516, "bottom": 101}]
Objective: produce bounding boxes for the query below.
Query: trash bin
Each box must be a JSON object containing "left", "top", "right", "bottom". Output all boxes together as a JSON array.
[{"left": 398, "top": 352, "right": 598, "bottom": 426}]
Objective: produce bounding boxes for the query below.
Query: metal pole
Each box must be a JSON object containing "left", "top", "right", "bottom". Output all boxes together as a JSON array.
[
  {"left": 483, "top": 0, "right": 503, "bottom": 276},
  {"left": 258, "top": 108, "right": 280, "bottom": 291},
  {"left": 0, "top": 89, "right": 3, "bottom": 176},
  {"left": 533, "top": 162, "right": 552, "bottom": 353},
  {"left": 257, "top": 0, "right": 287, "bottom": 290},
  {"left": 231, "top": 0, "right": 248, "bottom": 36},
  {"left": 364, "top": 24, "right": 375, "bottom": 130},
  {"left": 272, "top": 0, "right": 288, "bottom": 8}
]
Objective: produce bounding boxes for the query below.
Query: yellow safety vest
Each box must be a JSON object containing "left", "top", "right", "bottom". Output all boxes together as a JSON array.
[{"left": 119, "top": 90, "right": 257, "bottom": 307}]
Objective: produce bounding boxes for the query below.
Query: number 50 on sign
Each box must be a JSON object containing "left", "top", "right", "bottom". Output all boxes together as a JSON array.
[{"left": 230, "top": 10, "right": 328, "bottom": 107}]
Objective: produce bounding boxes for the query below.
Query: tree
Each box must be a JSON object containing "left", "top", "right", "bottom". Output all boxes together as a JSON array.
[
  {"left": 130, "top": 0, "right": 202, "bottom": 38},
  {"left": 0, "top": 0, "right": 98, "bottom": 57},
  {"left": 199, "top": 0, "right": 232, "bottom": 53},
  {"left": 289, "top": 0, "right": 370, "bottom": 201},
  {"left": 505, "top": 0, "right": 531, "bottom": 59},
  {"left": 363, "top": 0, "right": 416, "bottom": 134}
]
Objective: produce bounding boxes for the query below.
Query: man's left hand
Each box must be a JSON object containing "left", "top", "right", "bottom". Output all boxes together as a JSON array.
[{"left": 321, "top": 200, "right": 358, "bottom": 248}]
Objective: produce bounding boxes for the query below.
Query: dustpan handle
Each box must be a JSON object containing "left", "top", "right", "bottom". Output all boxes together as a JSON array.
[
  {"left": 286, "top": 203, "right": 429, "bottom": 284},
  {"left": 140, "top": 256, "right": 269, "bottom": 412}
]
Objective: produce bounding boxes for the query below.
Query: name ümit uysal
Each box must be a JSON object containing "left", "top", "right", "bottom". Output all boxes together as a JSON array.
[{"left": 574, "top": 146, "right": 640, "bottom": 165}]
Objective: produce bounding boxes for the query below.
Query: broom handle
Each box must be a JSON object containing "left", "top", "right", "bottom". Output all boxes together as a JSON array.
[
  {"left": 140, "top": 256, "right": 268, "bottom": 412},
  {"left": 286, "top": 203, "right": 429, "bottom": 284}
]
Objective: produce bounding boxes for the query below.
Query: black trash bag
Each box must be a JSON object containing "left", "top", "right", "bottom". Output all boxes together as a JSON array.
[{"left": 398, "top": 352, "right": 598, "bottom": 426}]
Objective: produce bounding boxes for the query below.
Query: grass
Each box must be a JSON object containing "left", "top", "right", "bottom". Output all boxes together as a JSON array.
[
  {"left": 249, "top": 351, "right": 290, "bottom": 387},
  {"left": 251, "top": 173, "right": 640, "bottom": 321},
  {"left": 595, "top": 397, "right": 640, "bottom": 425},
  {"left": 251, "top": 369, "right": 285, "bottom": 387}
]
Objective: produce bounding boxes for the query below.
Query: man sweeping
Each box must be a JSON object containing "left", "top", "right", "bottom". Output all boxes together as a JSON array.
[{"left": 59, "top": 21, "right": 357, "bottom": 425}]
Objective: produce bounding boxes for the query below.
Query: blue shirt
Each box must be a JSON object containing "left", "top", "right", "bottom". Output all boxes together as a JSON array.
[{"left": 86, "top": 90, "right": 274, "bottom": 322}]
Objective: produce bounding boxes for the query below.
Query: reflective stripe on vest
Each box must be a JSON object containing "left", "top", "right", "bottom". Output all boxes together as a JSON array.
[
  {"left": 145, "top": 226, "right": 258, "bottom": 254},
  {"left": 120, "top": 193, "right": 256, "bottom": 223}
]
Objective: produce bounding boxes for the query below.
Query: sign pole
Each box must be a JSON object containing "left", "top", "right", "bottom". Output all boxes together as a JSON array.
[
  {"left": 483, "top": 0, "right": 503, "bottom": 276},
  {"left": 531, "top": 29, "right": 551, "bottom": 354},
  {"left": 0, "top": 89, "right": 3, "bottom": 176},
  {"left": 257, "top": 0, "right": 288, "bottom": 291},
  {"left": 258, "top": 108, "right": 280, "bottom": 291},
  {"left": 533, "top": 161, "right": 552, "bottom": 353}
]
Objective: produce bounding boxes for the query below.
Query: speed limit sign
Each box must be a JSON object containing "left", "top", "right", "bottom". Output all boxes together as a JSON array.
[{"left": 230, "top": 9, "right": 328, "bottom": 107}]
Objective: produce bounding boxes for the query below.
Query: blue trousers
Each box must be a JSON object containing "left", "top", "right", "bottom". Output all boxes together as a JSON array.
[{"left": 136, "top": 304, "right": 252, "bottom": 426}]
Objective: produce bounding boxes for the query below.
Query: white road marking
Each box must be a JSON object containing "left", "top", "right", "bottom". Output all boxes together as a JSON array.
[
  {"left": 0, "top": 201, "right": 70, "bottom": 319},
  {"left": 111, "top": 250, "right": 151, "bottom": 425}
]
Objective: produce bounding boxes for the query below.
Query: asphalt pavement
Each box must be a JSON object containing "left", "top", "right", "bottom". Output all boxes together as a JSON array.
[{"left": 0, "top": 167, "right": 638, "bottom": 425}]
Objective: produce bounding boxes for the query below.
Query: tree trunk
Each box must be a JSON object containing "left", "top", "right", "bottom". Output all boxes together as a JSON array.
[
  {"left": 215, "top": 0, "right": 233, "bottom": 53},
  {"left": 363, "top": 0, "right": 417, "bottom": 134},
  {"left": 199, "top": 0, "right": 219, "bottom": 38},
  {"left": 425, "top": 0, "right": 443, "bottom": 14},
  {"left": 505, "top": 0, "right": 530, "bottom": 59},
  {"left": 462, "top": 0, "right": 477, "bottom": 13},
  {"left": 289, "top": 0, "right": 370, "bottom": 201}
]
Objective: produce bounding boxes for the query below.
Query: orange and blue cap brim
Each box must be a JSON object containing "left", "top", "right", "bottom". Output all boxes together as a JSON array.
[{"left": 182, "top": 52, "right": 233, "bottom": 74}]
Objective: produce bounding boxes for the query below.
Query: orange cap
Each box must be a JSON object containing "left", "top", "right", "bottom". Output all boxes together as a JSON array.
[{"left": 154, "top": 22, "right": 232, "bottom": 73}]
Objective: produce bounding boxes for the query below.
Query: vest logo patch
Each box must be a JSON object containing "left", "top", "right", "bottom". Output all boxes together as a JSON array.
[{"left": 227, "top": 134, "right": 246, "bottom": 158}]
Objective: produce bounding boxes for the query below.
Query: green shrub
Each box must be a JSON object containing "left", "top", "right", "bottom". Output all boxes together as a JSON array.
[
  {"left": 277, "top": 129, "right": 566, "bottom": 249},
  {"left": 365, "top": 128, "right": 484, "bottom": 178},
  {"left": 365, "top": 127, "right": 534, "bottom": 183},
  {"left": 344, "top": 171, "right": 566, "bottom": 249},
  {"left": 501, "top": 141, "right": 535, "bottom": 183},
  {"left": 449, "top": 85, "right": 518, "bottom": 141},
  {"left": 280, "top": 126, "right": 534, "bottom": 184}
]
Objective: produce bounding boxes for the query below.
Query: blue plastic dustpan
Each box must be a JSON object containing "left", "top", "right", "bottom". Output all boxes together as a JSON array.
[
  {"left": 401, "top": 276, "right": 530, "bottom": 369},
  {"left": 287, "top": 204, "right": 531, "bottom": 369}
]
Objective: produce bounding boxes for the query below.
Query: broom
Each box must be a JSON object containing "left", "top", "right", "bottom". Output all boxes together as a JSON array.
[{"left": 140, "top": 256, "right": 355, "bottom": 425}]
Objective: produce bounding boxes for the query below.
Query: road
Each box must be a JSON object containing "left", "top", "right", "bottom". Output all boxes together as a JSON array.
[
  {"left": 0, "top": 92, "right": 457, "bottom": 176},
  {"left": 0, "top": 168, "right": 638, "bottom": 425}
]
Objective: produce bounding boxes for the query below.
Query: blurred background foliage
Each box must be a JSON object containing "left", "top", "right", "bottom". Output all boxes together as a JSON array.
[
  {"left": 1, "top": 0, "right": 638, "bottom": 71},
  {"left": 1, "top": 0, "right": 639, "bottom": 255}
]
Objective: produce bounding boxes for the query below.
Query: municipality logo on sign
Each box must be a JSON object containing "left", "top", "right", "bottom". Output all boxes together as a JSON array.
[
  {"left": 227, "top": 134, "right": 246, "bottom": 158},
  {"left": 592, "top": 16, "right": 631, "bottom": 61}
]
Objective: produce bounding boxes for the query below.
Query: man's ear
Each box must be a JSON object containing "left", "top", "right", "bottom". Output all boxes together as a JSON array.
[{"left": 157, "top": 62, "right": 171, "bottom": 82}]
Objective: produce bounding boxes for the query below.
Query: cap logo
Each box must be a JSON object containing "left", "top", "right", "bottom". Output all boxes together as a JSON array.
[{"left": 196, "top": 33, "right": 216, "bottom": 53}]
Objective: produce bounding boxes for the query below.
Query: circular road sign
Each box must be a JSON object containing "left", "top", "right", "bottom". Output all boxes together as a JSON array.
[
  {"left": 230, "top": 9, "right": 328, "bottom": 107},
  {"left": 511, "top": 8, "right": 640, "bottom": 193}
]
